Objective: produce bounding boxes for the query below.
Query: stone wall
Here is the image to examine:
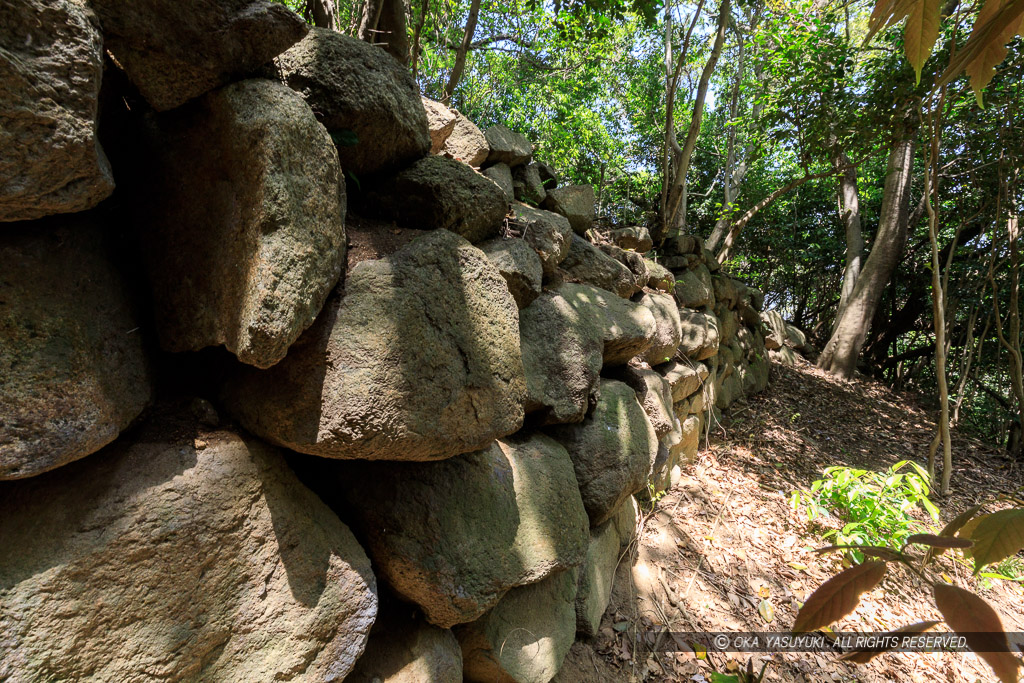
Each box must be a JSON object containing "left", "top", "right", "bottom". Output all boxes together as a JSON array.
[{"left": 0, "top": 7, "right": 767, "bottom": 682}]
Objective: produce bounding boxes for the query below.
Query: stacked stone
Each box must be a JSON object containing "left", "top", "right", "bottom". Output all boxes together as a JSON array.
[{"left": 0, "top": 10, "right": 767, "bottom": 683}]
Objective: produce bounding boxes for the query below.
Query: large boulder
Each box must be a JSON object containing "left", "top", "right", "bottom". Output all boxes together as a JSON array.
[
  {"left": 605, "top": 365, "right": 677, "bottom": 439},
  {"left": 0, "top": 0, "right": 113, "bottom": 222},
  {"left": 364, "top": 155, "right": 508, "bottom": 243},
  {"left": 542, "top": 185, "right": 595, "bottom": 235},
  {"left": 560, "top": 234, "right": 642, "bottom": 298},
  {"left": 139, "top": 78, "right": 345, "bottom": 368},
  {"left": 673, "top": 264, "right": 714, "bottom": 309},
  {"left": 520, "top": 283, "right": 656, "bottom": 424},
  {"left": 645, "top": 259, "right": 675, "bottom": 293},
  {"left": 223, "top": 230, "right": 526, "bottom": 461},
  {"left": 442, "top": 112, "right": 489, "bottom": 167},
  {"left": 638, "top": 291, "right": 683, "bottom": 366},
  {"left": 599, "top": 243, "right": 649, "bottom": 291},
  {"left": 678, "top": 309, "right": 721, "bottom": 361},
  {"left": 484, "top": 124, "right": 532, "bottom": 167},
  {"left": 93, "top": 0, "right": 307, "bottom": 111},
  {"left": 333, "top": 434, "right": 589, "bottom": 628},
  {"left": 0, "top": 217, "right": 151, "bottom": 480},
  {"left": 519, "top": 289, "right": 604, "bottom": 424},
  {"left": 272, "top": 28, "right": 430, "bottom": 174},
  {"left": 575, "top": 520, "right": 621, "bottom": 637},
  {"left": 483, "top": 163, "right": 514, "bottom": 201},
  {"left": 422, "top": 97, "right": 458, "bottom": 152},
  {"left": 512, "top": 204, "right": 573, "bottom": 277},
  {"left": 481, "top": 237, "right": 543, "bottom": 309},
  {"left": 658, "top": 360, "right": 709, "bottom": 402},
  {"left": 457, "top": 568, "right": 579, "bottom": 683},
  {"left": 346, "top": 603, "right": 462, "bottom": 683},
  {"left": 609, "top": 226, "right": 653, "bottom": 252},
  {"left": 0, "top": 427, "right": 377, "bottom": 681},
  {"left": 513, "top": 163, "right": 547, "bottom": 206},
  {"left": 547, "top": 379, "right": 658, "bottom": 526}
]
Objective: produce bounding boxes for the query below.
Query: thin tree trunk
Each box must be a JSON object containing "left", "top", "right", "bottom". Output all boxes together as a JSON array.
[
  {"left": 707, "top": 37, "right": 744, "bottom": 250},
  {"left": 440, "top": 0, "right": 481, "bottom": 104},
  {"left": 834, "top": 149, "right": 864, "bottom": 328},
  {"left": 306, "top": 0, "right": 341, "bottom": 31},
  {"left": 359, "top": 0, "right": 409, "bottom": 64},
  {"left": 661, "top": 0, "right": 730, "bottom": 241},
  {"left": 714, "top": 168, "right": 835, "bottom": 262},
  {"left": 818, "top": 131, "right": 917, "bottom": 379},
  {"left": 410, "top": 0, "right": 429, "bottom": 81}
]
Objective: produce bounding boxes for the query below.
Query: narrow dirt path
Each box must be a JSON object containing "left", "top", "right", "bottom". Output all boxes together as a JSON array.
[{"left": 556, "top": 358, "right": 1024, "bottom": 682}]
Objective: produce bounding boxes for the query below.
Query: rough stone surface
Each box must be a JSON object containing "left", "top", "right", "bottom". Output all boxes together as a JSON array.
[
  {"left": 457, "top": 568, "right": 579, "bottom": 683},
  {"left": 273, "top": 28, "right": 430, "bottom": 174},
  {"left": 334, "top": 434, "right": 589, "bottom": 628},
  {"left": 645, "top": 259, "right": 675, "bottom": 293},
  {"left": 346, "top": 603, "right": 462, "bottom": 683},
  {"left": 678, "top": 309, "right": 721, "bottom": 361},
  {"left": 139, "top": 78, "right": 345, "bottom": 368},
  {"left": 0, "top": 428, "right": 377, "bottom": 681},
  {"left": 638, "top": 292, "right": 683, "bottom": 366},
  {"left": 484, "top": 124, "right": 533, "bottom": 167},
  {"left": 484, "top": 163, "right": 515, "bottom": 201},
  {"left": 0, "top": 0, "right": 114, "bottom": 222},
  {"left": 481, "top": 237, "right": 544, "bottom": 308},
  {"left": 547, "top": 379, "right": 658, "bottom": 526},
  {"left": 520, "top": 287, "right": 604, "bottom": 424},
  {"left": 364, "top": 155, "right": 508, "bottom": 243},
  {"left": 658, "top": 360, "right": 709, "bottom": 402},
  {"left": 575, "top": 522, "right": 619, "bottom": 637},
  {"left": 520, "top": 284, "right": 656, "bottom": 423},
  {"left": 676, "top": 414, "right": 700, "bottom": 464},
  {"left": 94, "top": 0, "right": 308, "bottom": 112},
  {"left": 442, "top": 113, "right": 489, "bottom": 167},
  {"left": 664, "top": 234, "right": 702, "bottom": 256},
  {"left": 607, "top": 366, "right": 677, "bottom": 439},
  {"left": 542, "top": 185, "right": 595, "bottom": 235},
  {"left": 0, "top": 217, "right": 151, "bottom": 480},
  {"left": 513, "top": 163, "right": 547, "bottom": 206},
  {"left": 513, "top": 204, "right": 573, "bottom": 277},
  {"left": 423, "top": 97, "right": 458, "bottom": 152},
  {"left": 609, "top": 226, "right": 653, "bottom": 252},
  {"left": 223, "top": 230, "right": 526, "bottom": 461},
  {"left": 599, "top": 244, "right": 649, "bottom": 292},
  {"left": 673, "top": 264, "right": 715, "bottom": 309},
  {"left": 561, "top": 234, "right": 642, "bottom": 298},
  {"left": 612, "top": 496, "right": 639, "bottom": 548}
]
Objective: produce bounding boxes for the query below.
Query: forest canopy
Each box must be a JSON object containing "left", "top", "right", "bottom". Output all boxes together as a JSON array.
[{"left": 278, "top": 0, "right": 1022, "bottom": 462}]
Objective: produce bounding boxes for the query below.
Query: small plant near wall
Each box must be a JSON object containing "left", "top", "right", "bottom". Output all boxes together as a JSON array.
[
  {"left": 793, "top": 487, "right": 1024, "bottom": 683},
  {"left": 790, "top": 461, "right": 940, "bottom": 560}
]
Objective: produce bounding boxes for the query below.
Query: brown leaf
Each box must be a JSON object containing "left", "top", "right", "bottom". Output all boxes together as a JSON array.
[
  {"left": 964, "top": 0, "right": 1024, "bottom": 102},
  {"left": 792, "top": 561, "right": 887, "bottom": 633},
  {"left": 933, "top": 583, "right": 1020, "bottom": 683},
  {"left": 926, "top": 503, "right": 986, "bottom": 563},
  {"left": 904, "top": 0, "right": 943, "bottom": 83},
  {"left": 905, "top": 533, "right": 974, "bottom": 549},
  {"left": 939, "top": 0, "right": 1024, "bottom": 102},
  {"left": 968, "top": 508, "right": 1024, "bottom": 572},
  {"left": 839, "top": 621, "right": 941, "bottom": 664}
]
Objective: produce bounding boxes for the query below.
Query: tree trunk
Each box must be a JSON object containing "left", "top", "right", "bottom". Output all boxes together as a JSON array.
[
  {"left": 306, "top": 0, "right": 341, "bottom": 31},
  {"left": 834, "top": 149, "right": 864, "bottom": 328},
  {"left": 359, "top": 0, "right": 409, "bottom": 64},
  {"left": 410, "top": 0, "right": 428, "bottom": 81},
  {"left": 440, "top": 0, "right": 481, "bottom": 103},
  {"left": 660, "top": 0, "right": 729, "bottom": 241},
  {"left": 818, "top": 132, "right": 916, "bottom": 379}
]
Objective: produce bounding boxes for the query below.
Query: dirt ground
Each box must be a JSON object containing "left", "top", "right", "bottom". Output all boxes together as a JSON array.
[{"left": 556, "top": 357, "right": 1024, "bottom": 683}]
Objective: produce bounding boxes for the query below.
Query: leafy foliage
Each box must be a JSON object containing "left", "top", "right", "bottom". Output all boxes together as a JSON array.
[{"left": 791, "top": 461, "right": 940, "bottom": 557}]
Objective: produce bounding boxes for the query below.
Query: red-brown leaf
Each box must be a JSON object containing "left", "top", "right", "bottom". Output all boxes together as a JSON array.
[
  {"left": 933, "top": 583, "right": 1020, "bottom": 683},
  {"left": 792, "top": 561, "right": 887, "bottom": 633},
  {"left": 906, "top": 533, "right": 974, "bottom": 549}
]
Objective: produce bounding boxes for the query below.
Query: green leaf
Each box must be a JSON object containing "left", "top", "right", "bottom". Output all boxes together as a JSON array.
[
  {"left": 793, "top": 561, "right": 887, "bottom": 633},
  {"left": 968, "top": 508, "right": 1024, "bottom": 572},
  {"left": 933, "top": 584, "right": 1020, "bottom": 683}
]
